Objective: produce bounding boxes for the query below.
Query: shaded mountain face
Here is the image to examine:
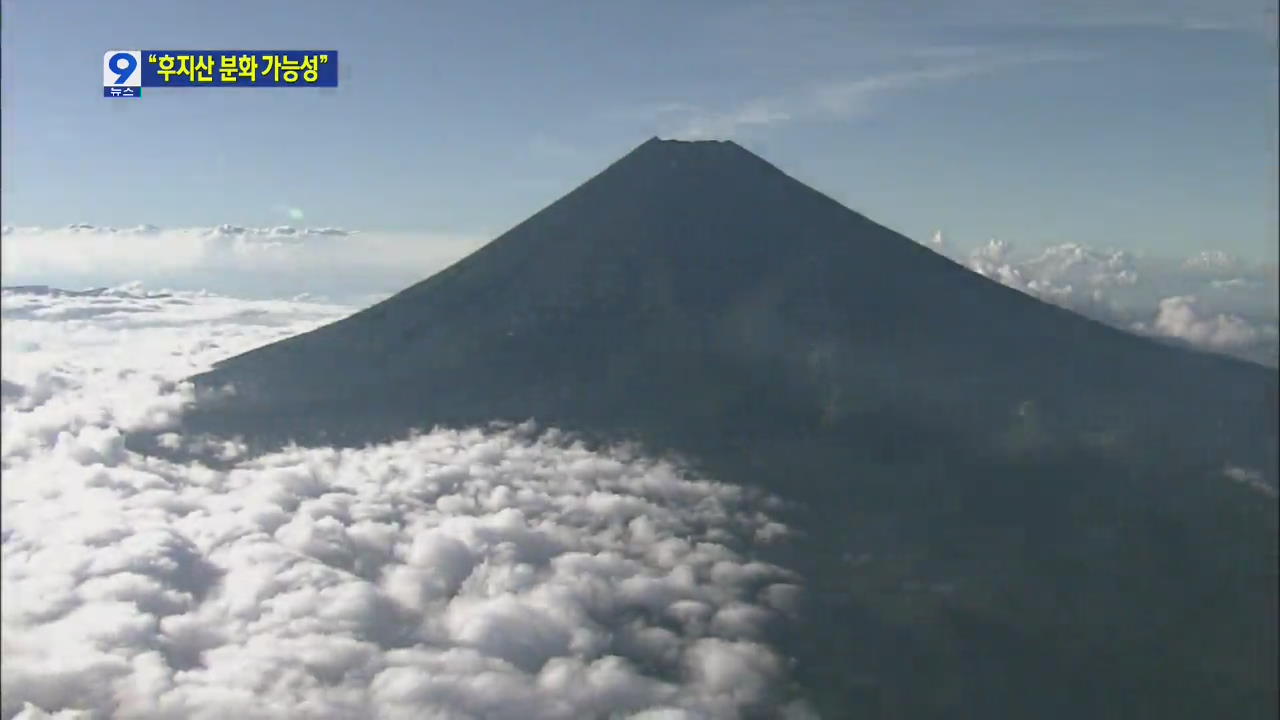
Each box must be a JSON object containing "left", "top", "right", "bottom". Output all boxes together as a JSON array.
[{"left": 173, "top": 138, "right": 1277, "bottom": 718}]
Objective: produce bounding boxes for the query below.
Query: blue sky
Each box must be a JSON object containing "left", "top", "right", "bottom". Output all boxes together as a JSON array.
[{"left": 2, "top": 0, "right": 1276, "bottom": 261}]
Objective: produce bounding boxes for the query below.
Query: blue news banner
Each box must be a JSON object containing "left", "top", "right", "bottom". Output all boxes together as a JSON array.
[{"left": 103, "top": 50, "right": 339, "bottom": 97}]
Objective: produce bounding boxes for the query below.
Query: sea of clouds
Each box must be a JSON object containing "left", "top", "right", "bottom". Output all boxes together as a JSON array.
[{"left": 0, "top": 286, "right": 814, "bottom": 720}]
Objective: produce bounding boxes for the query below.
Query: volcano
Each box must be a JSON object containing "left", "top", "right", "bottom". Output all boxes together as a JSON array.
[{"left": 174, "top": 138, "right": 1277, "bottom": 718}]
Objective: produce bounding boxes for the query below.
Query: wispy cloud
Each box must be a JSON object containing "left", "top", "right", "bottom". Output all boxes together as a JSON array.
[{"left": 654, "top": 50, "right": 1089, "bottom": 140}]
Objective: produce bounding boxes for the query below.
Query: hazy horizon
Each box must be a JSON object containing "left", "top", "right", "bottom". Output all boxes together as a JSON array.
[{"left": 2, "top": 0, "right": 1277, "bottom": 262}]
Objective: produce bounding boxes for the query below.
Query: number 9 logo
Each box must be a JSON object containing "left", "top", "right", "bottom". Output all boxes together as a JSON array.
[{"left": 103, "top": 50, "right": 141, "bottom": 87}]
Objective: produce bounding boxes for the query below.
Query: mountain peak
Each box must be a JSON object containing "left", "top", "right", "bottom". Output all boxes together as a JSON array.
[
  {"left": 642, "top": 135, "right": 742, "bottom": 147},
  {"left": 632, "top": 134, "right": 753, "bottom": 156},
  {"left": 181, "top": 136, "right": 1269, "bottom": 467},
  {"left": 615, "top": 135, "right": 774, "bottom": 169},
  {"left": 163, "top": 136, "right": 1275, "bottom": 718}
]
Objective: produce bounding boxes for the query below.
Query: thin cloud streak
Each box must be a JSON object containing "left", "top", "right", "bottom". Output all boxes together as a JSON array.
[{"left": 656, "top": 50, "right": 1092, "bottom": 140}]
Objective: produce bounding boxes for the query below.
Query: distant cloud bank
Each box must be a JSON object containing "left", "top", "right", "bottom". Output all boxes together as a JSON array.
[
  {"left": 934, "top": 233, "right": 1278, "bottom": 366},
  {"left": 2, "top": 222, "right": 1274, "bottom": 365},
  {"left": 0, "top": 224, "right": 488, "bottom": 303}
]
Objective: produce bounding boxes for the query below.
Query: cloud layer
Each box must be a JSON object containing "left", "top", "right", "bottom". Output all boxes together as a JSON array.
[
  {"left": 1, "top": 288, "right": 810, "bottom": 720},
  {"left": 0, "top": 225, "right": 487, "bottom": 303}
]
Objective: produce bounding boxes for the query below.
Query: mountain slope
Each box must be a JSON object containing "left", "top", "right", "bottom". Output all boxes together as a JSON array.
[{"left": 174, "top": 138, "right": 1278, "bottom": 719}]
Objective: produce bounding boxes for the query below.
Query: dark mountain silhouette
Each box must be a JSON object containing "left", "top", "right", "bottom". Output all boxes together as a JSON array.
[{"left": 170, "top": 138, "right": 1277, "bottom": 719}]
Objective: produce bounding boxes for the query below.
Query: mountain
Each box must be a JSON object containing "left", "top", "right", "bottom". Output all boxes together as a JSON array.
[{"left": 169, "top": 138, "right": 1278, "bottom": 719}]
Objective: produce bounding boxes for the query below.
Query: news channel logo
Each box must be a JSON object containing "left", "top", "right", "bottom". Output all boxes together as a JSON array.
[
  {"left": 103, "top": 50, "right": 339, "bottom": 98},
  {"left": 103, "top": 50, "right": 141, "bottom": 98}
]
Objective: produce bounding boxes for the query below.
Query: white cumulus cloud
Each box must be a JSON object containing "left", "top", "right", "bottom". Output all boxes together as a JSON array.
[
  {"left": 0, "top": 287, "right": 811, "bottom": 720},
  {"left": 948, "top": 237, "right": 1278, "bottom": 365},
  {"left": 1138, "top": 295, "right": 1278, "bottom": 353}
]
